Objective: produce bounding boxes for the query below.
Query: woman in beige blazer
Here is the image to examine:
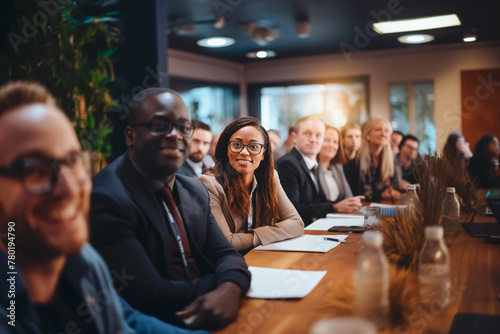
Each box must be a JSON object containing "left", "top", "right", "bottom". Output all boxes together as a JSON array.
[{"left": 199, "top": 117, "right": 304, "bottom": 251}]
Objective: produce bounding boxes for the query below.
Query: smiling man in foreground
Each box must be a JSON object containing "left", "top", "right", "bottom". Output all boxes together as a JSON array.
[{"left": 89, "top": 87, "right": 250, "bottom": 330}]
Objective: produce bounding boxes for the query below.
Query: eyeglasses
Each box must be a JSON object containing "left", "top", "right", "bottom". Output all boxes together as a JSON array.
[
  {"left": 0, "top": 151, "right": 91, "bottom": 195},
  {"left": 228, "top": 141, "right": 264, "bottom": 155},
  {"left": 129, "top": 118, "right": 195, "bottom": 137}
]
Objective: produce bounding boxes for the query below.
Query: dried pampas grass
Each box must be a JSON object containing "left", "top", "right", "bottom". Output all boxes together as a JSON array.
[
  {"left": 318, "top": 265, "right": 420, "bottom": 333},
  {"left": 377, "top": 209, "right": 425, "bottom": 270}
]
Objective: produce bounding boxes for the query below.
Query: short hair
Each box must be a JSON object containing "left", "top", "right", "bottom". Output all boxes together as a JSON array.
[
  {"left": 341, "top": 122, "right": 361, "bottom": 139},
  {"left": 392, "top": 130, "right": 404, "bottom": 138},
  {"left": 192, "top": 120, "right": 211, "bottom": 133},
  {"left": 267, "top": 129, "right": 281, "bottom": 139},
  {"left": 294, "top": 115, "right": 325, "bottom": 133},
  {"left": 399, "top": 134, "right": 420, "bottom": 150},
  {"left": 0, "top": 81, "right": 56, "bottom": 117},
  {"left": 288, "top": 127, "right": 296, "bottom": 135},
  {"left": 127, "top": 87, "right": 181, "bottom": 125}
]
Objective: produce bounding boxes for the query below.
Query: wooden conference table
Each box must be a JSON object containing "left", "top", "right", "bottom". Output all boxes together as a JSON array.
[{"left": 214, "top": 203, "right": 500, "bottom": 334}]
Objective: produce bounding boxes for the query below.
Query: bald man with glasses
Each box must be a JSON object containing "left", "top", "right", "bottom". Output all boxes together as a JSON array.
[{"left": 89, "top": 88, "right": 250, "bottom": 331}]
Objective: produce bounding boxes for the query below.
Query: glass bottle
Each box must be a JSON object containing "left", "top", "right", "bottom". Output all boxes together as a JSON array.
[
  {"left": 418, "top": 226, "right": 451, "bottom": 312},
  {"left": 354, "top": 231, "right": 389, "bottom": 328},
  {"left": 442, "top": 187, "right": 460, "bottom": 236}
]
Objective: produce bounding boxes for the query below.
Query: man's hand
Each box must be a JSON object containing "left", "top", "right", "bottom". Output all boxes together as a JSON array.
[
  {"left": 396, "top": 180, "right": 410, "bottom": 191},
  {"left": 333, "top": 196, "right": 365, "bottom": 213},
  {"left": 381, "top": 187, "right": 400, "bottom": 201},
  {"left": 176, "top": 281, "right": 242, "bottom": 330}
]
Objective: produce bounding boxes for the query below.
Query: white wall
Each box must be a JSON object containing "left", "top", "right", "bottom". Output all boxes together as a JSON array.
[{"left": 168, "top": 42, "right": 500, "bottom": 151}]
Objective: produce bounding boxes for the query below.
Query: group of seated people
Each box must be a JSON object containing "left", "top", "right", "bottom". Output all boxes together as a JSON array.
[{"left": 1, "top": 81, "right": 498, "bottom": 333}]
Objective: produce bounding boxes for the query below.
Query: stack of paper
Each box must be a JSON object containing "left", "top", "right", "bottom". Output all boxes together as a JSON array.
[
  {"left": 254, "top": 234, "right": 348, "bottom": 252},
  {"left": 247, "top": 266, "right": 327, "bottom": 299},
  {"left": 305, "top": 216, "right": 364, "bottom": 231}
]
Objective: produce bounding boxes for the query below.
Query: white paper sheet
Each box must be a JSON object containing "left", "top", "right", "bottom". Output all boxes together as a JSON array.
[
  {"left": 254, "top": 234, "right": 348, "bottom": 252},
  {"left": 326, "top": 213, "right": 364, "bottom": 219},
  {"left": 305, "top": 217, "right": 364, "bottom": 231},
  {"left": 247, "top": 266, "right": 327, "bottom": 299}
]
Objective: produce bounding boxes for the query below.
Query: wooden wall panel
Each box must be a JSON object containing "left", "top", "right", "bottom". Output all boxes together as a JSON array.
[{"left": 461, "top": 68, "right": 500, "bottom": 152}]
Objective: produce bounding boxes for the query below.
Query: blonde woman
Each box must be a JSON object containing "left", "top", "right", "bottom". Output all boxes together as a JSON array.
[{"left": 344, "top": 118, "right": 401, "bottom": 201}]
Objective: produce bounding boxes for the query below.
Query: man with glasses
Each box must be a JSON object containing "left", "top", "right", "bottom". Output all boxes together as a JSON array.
[
  {"left": 395, "top": 134, "right": 420, "bottom": 189},
  {"left": 0, "top": 82, "right": 210, "bottom": 334},
  {"left": 89, "top": 88, "right": 250, "bottom": 330}
]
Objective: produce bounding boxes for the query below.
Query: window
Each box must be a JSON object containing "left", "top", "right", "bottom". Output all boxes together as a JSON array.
[
  {"left": 171, "top": 78, "right": 238, "bottom": 134},
  {"left": 390, "top": 82, "right": 435, "bottom": 154},
  {"left": 255, "top": 78, "right": 369, "bottom": 139}
]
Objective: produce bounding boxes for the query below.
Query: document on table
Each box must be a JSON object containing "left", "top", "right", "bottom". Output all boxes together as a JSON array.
[
  {"left": 254, "top": 234, "right": 348, "bottom": 252},
  {"left": 247, "top": 266, "right": 327, "bottom": 299},
  {"left": 305, "top": 217, "right": 364, "bottom": 231},
  {"left": 326, "top": 213, "right": 364, "bottom": 219}
]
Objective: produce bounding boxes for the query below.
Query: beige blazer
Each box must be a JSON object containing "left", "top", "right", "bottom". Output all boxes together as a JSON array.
[{"left": 199, "top": 171, "right": 304, "bottom": 250}]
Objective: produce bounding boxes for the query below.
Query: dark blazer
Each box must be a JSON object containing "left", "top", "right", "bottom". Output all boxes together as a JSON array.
[
  {"left": 277, "top": 148, "right": 334, "bottom": 226},
  {"left": 90, "top": 153, "right": 250, "bottom": 323},
  {"left": 177, "top": 160, "right": 206, "bottom": 178}
]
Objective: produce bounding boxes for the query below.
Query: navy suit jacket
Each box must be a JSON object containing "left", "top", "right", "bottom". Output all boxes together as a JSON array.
[
  {"left": 90, "top": 153, "right": 250, "bottom": 324},
  {"left": 177, "top": 160, "right": 206, "bottom": 178},
  {"left": 277, "top": 148, "right": 334, "bottom": 226}
]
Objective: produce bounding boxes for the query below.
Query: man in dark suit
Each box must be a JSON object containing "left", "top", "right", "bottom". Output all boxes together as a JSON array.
[
  {"left": 90, "top": 88, "right": 250, "bottom": 330},
  {"left": 277, "top": 116, "right": 363, "bottom": 226},
  {"left": 177, "top": 120, "right": 212, "bottom": 177}
]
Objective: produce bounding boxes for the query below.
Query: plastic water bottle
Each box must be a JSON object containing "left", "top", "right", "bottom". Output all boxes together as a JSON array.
[
  {"left": 418, "top": 226, "right": 450, "bottom": 312},
  {"left": 354, "top": 231, "right": 389, "bottom": 328},
  {"left": 404, "top": 184, "right": 421, "bottom": 214},
  {"left": 442, "top": 187, "right": 460, "bottom": 236}
]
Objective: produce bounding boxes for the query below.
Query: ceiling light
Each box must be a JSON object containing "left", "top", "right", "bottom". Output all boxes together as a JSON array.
[
  {"left": 372, "top": 14, "right": 461, "bottom": 34},
  {"left": 214, "top": 17, "right": 225, "bottom": 29},
  {"left": 296, "top": 21, "right": 310, "bottom": 38},
  {"left": 246, "top": 50, "right": 276, "bottom": 59},
  {"left": 397, "top": 34, "right": 435, "bottom": 44},
  {"left": 240, "top": 23, "right": 280, "bottom": 46},
  {"left": 197, "top": 37, "right": 235, "bottom": 48},
  {"left": 463, "top": 29, "right": 477, "bottom": 42}
]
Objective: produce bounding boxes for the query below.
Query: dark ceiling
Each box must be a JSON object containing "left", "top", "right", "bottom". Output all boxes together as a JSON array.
[{"left": 166, "top": 0, "right": 500, "bottom": 63}]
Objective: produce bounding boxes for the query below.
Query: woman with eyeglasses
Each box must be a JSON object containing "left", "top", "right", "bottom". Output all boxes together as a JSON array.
[{"left": 199, "top": 117, "right": 304, "bottom": 252}]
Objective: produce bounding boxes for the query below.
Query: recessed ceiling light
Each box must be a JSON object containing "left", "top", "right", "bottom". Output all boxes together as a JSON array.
[
  {"left": 372, "top": 14, "right": 461, "bottom": 34},
  {"left": 246, "top": 50, "right": 276, "bottom": 59},
  {"left": 398, "top": 34, "right": 435, "bottom": 44},
  {"left": 463, "top": 35, "right": 477, "bottom": 42},
  {"left": 197, "top": 37, "right": 235, "bottom": 48},
  {"left": 463, "top": 30, "right": 477, "bottom": 42}
]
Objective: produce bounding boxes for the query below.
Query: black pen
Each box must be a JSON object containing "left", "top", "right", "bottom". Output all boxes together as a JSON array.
[{"left": 324, "top": 237, "right": 345, "bottom": 243}]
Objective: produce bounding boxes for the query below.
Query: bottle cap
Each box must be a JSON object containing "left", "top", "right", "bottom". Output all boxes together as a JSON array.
[
  {"left": 407, "top": 184, "right": 416, "bottom": 190},
  {"left": 424, "top": 226, "right": 443, "bottom": 239},
  {"left": 446, "top": 187, "right": 455, "bottom": 193},
  {"left": 363, "top": 231, "right": 383, "bottom": 246}
]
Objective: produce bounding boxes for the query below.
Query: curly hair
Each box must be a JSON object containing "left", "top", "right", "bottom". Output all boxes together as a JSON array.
[{"left": 207, "top": 116, "right": 280, "bottom": 226}]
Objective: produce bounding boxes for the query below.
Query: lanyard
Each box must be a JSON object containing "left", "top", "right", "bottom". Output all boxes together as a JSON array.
[
  {"left": 245, "top": 190, "right": 258, "bottom": 232},
  {"left": 161, "top": 200, "right": 191, "bottom": 280}
]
